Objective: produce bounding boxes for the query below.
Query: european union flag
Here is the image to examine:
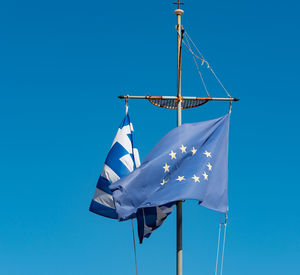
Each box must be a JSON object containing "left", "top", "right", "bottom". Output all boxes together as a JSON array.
[{"left": 110, "top": 114, "right": 230, "bottom": 221}]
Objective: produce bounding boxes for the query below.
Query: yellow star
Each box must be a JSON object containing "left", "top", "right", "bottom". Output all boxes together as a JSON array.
[
  {"left": 191, "top": 147, "right": 197, "bottom": 155},
  {"left": 169, "top": 150, "right": 176, "bottom": 159},
  {"left": 180, "top": 145, "right": 187, "bottom": 153},
  {"left": 176, "top": 176, "right": 185, "bottom": 182},
  {"left": 203, "top": 150, "right": 212, "bottom": 158},
  {"left": 160, "top": 179, "right": 168, "bottom": 186},
  {"left": 163, "top": 163, "right": 170, "bottom": 172},
  {"left": 202, "top": 172, "right": 208, "bottom": 180},
  {"left": 192, "top": 175, "right": 200, "bottom": 183},
  {"left": 207, "top": 163, "right": 212, "bottom": 171}
]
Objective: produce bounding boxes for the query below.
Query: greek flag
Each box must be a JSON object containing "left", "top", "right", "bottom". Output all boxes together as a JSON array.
[
  {"left": 89, "top": 114, "right": 140, "bottom": 218},
  {"left": 137, "top": 202, "right": 175, "bottom": 243},
  {"left": 90, "top": 114, "right": 173, "bottom": 241}
]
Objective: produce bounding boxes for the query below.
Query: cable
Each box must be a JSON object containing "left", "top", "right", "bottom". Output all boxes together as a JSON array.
[
  {"left": 131, "top": 219, "right": 139, "bottom": 275},
  {"left": 220, "top": 215, "right": 227, "bottom": 275},
  {"left": 183, "top": 30, "right": 232, "bottom": 98},
  {"left": 214, "top": 214, "right": 228, "bottom": 275},
  {"left": 214, "top": 221, "right": 222, "bottom": 275},
  {"left": 125, "top": 97, "right": 129, "bottom": 114},
  {"left": 184, "top": 34, "right": 210, "bottom": 97}
]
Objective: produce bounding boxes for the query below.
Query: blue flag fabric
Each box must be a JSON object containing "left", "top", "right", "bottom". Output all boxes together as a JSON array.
[
  {"left": 89, "top": 114, "right": 174, "bottom": 242},
  {"left": 110, "top": 114, "right": 230, "bottom": 221}
]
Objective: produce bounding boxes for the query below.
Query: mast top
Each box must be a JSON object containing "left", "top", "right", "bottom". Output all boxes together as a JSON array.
[
  {"left": 173, "top": 1, "right": 184, "bottom": 9},
  {"left": 173, "top": 1, "right": 184, "bottom": 15}
]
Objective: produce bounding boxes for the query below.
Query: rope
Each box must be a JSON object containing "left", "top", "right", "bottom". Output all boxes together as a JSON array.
[
  {"left": 131, "top": 219, "right": 139, "bottom": 275},
  {"left": 220, "top": 215, "right": 227, "bottom": 275},
  {"left": 214, "top": 221, "right": 222, "bottom": 275},
  {"left": 185, "top": 31, "right": 205, "bottom": 59},
  {"left": 214, "top": 214, "right": 228, "bottom": 275},
  {"left": 182, "top": 30, "right": 232, "bottom": 98},
  {"left": 229, "top": 101, "right": 232, "bottom": 114},
  {"left": 184, "top": 33, "right": 210, "bottom": 97},
  {"left": 209, "top": 69, "right": 232, "bottom": 99},
  {"left": 126, "top": 101, "right": 137, "bottom": 275},
  {"left": 177, "top": 28, "right": 184, "bottom": 97},
  {"left": 125, "top": 98, "right": 129, "bottom": 115}
]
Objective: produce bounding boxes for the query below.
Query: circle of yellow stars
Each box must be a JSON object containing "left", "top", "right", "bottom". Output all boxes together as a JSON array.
[{"left": 160, "top": 145, "right": 213, "bottom": 185}]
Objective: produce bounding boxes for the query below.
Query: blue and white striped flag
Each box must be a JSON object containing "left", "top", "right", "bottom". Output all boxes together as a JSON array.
[
  {"left": 90, "top": 114, "right": 174, "bottom": 242},
  {"left": 137, "top": 202, "right": 175, "bottom": 243},
  {"left": 89, "top": 114, "right": 140, "bottom": 219}
]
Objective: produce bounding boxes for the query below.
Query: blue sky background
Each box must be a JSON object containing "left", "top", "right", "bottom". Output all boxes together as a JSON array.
[{"left": 1, "top": 0, "right": 299, "bottom": 274}]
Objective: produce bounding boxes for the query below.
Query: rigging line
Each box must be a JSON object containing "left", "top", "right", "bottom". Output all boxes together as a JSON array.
[
  {"left": 229, "top": 101, "right": 232, "bottom": 114},
  {"left": 184, "top": 35, "right": 210, "bottom": 97},
  {"left": 182, "top": 39, "right": 206, "bottom": 64},
  {"left": 214, "top": 220, "right": 222, "bottom": 275},
  {"left": 185, "top": 31, "right": 205, "bottom": 60},
  {"left": 125, "top": 98, "right": 129, "bottom": 115},
  {"left": 131, "top": 219, "right": 139, "bottom": 275},
  {"left": 182, "top": 39, "right": 211, "bottom": 73},
  {"left": 208, "top": 69, "right": 232, "bottom": 98},
  {"left": 182, "top": 31, "right": 208, "bottom": 66},
  {"left": 177, "top": 28, "right": 184, "bottom": 97},
  {"left": 184, "top": 31, "right": 232, "bottom": 98},
  {"left": 220, "top": 214, "right": 228, "bottom": 275}
]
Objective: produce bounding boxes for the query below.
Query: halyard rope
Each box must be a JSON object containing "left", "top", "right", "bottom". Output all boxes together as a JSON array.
[
  {"left": 183, "top": 30, "right": 232, "bottom": 98},
  {"left": 131, "top": 219, "right": 139, "bottom": 275},
  {"left": 125, "top": 98, "right": 129, "bottom": 115},
  {"left": 127, "top": 97, "right": 138, "bottom": 275},
  {"left": 184, "top": 32, "right": 210, "bottom": 97},
  {"left": 214, "top": 214, "right": 228, "bottom": 275},
  {"left": 220, "top": 216, "right": 227, "bottom": 275},
  {"left": 214, "top": 221, "right": 222, "bottom": 275}
]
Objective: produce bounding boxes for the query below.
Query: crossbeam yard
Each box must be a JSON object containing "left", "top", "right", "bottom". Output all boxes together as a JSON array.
[{"left": 118, "top": 95, "right": 239, "bottom": 110}]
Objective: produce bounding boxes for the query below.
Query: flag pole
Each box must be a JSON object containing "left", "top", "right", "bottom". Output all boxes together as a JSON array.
[{"left": 174, "top": 3, "right": 184, "bottom": 275}]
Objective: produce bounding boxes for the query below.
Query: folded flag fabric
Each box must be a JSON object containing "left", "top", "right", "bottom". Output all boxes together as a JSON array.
[
  {"left": 89, "top": 113, "right": 174, "bottom": 242},
  {"left": 110, "top": 114, "right": 230, "bottom": 221},
  {"left": 137, "top": 202, "right": 175, "bottom": 243},
  {"left": 89, "top": 114, "right": 140, "bottom": 219}
]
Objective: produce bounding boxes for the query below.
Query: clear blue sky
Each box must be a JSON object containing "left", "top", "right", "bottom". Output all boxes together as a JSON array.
[{"left": 1, "top": 0, "right": 299, "bottom": 274}]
